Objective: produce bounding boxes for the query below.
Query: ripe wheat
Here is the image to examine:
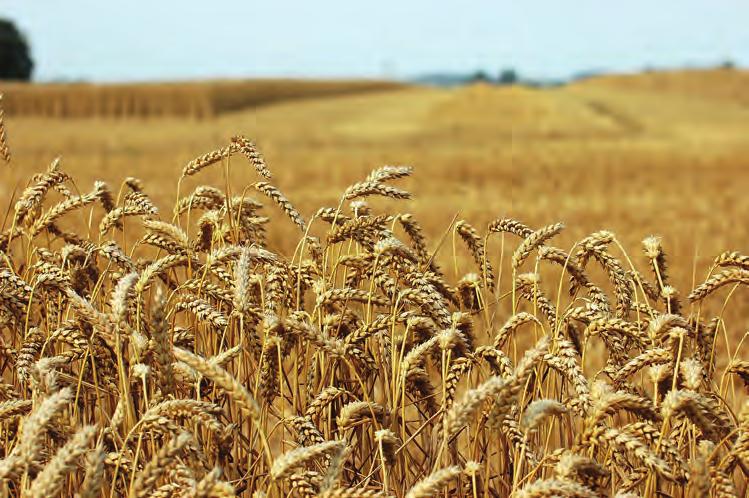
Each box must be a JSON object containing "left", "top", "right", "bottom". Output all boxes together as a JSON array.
[{"left": 0, "top": 120, "right": 746, "bottom": 497}]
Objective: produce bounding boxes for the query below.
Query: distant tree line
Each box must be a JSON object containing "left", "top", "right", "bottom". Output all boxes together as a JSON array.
[
  {"left": 469, "top": 68, "right": 518, "bottom": 85},
  {"left": 467, "top": 68, "right": 564, "bottom": 88},
  {"left": 461, "top": 58, "right": 739, "bottom": 88}
]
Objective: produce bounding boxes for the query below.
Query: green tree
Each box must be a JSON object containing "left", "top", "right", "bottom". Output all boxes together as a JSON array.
[
  {"left": 498, "top": 68, "right": 518, "bottom": 85},
  {"left": 0, "top": 19, "right": 32, "bottom": 80}
]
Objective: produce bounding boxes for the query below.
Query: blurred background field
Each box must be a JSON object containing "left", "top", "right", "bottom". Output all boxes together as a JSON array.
[
  {"left": 0, "top": 79, "right": 403, "bottom": 118},
  {"left": 1, "top": 68, "right": 748, "bottom": 299}
]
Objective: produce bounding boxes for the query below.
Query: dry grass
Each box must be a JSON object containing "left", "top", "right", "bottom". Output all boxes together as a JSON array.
[{"left": 0, "top": 70, "right": 747, "bottom": 496}]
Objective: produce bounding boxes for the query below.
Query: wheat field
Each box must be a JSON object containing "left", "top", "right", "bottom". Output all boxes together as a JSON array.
[
  {"left": 0, "top": 70, "right": 747, "bottom": 497},
  {"left": 0, "top": 80, "right": 403, "bottom": 119}
]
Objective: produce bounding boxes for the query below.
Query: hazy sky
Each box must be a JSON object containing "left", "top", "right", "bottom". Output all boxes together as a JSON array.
[{"left": 2, "top": 1, "right": 748, "bottom": 82}]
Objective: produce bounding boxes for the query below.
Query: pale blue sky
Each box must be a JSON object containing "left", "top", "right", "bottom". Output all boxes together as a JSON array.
[{"left": 1, "top": 1, "right": 748, "bottom": 82}]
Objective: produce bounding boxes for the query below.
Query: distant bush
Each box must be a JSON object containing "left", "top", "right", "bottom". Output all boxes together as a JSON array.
[
  {"left": 469, "top": 70, "right": 491, "bottom": 83},
  {"left": 497, "top": 67, "right": 518, "bottom": 85}
]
